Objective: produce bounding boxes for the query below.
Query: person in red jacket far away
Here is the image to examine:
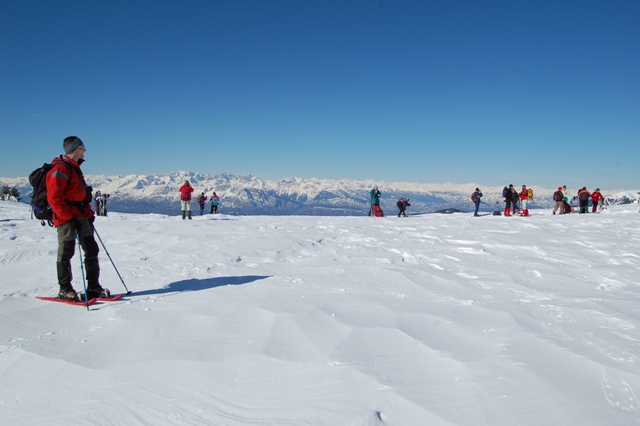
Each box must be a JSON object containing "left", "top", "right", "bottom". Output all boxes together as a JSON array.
[
  {"left": 179, "top": 180, "right": 194, "bottom": 219},
  {"left": 519, "top": 185, "right": 530, "bottom": 216},
  {"left": 591, "top": 188, "right": 603, "bottom": 213}
]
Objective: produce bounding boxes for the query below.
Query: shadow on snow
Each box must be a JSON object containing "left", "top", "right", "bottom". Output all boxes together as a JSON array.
[{"left": 131, "top": 275, "right": 270, "bottom": 297}]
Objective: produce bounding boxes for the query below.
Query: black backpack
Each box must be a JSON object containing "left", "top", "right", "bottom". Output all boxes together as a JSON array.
[{"left": 28, "top": 161, "right": 71, "bottom": 227}]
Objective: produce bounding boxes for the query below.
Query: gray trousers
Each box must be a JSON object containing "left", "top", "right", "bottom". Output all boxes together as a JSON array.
[{"left": 56, "top": 219, "right": 100, "bottom": 289}]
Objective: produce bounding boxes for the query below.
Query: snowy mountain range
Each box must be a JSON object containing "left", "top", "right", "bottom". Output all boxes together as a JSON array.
[{"left": 2, "top": 171, "right": 638, "bottom": 216}]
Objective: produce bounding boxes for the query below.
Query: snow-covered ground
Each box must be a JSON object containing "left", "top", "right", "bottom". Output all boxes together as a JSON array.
[{"left": 1, "top": 200, "right": 639, "bottom": 425}]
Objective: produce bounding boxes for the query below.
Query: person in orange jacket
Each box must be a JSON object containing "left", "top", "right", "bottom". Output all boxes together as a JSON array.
[
  {"left": 46, "top": 136, "right": 109, "bottom": 301},
  {"left": 577, "top": 187, "right": 591, "bottom": 213},
  {"left": 519, "top": 185, "right": 530, "bottom": 216},
  {"left": 591, "top": 188, "right": 603, "bottom": 213}
]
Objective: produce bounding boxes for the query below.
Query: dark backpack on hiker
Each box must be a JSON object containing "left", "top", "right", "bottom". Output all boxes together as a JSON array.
[
  {"left": 471, "top": 192, "right": 478, "bottom": 202},
  {"left": 502, "top": 187, "right": 508, "bottom": 198},
  {"left": 28, "top": 161, "right": 71, "bottom": 227}
]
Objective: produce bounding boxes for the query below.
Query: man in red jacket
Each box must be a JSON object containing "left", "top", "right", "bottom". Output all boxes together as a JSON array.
[{"left": 46, "top": 136, "right": 109, "bottom": 301}]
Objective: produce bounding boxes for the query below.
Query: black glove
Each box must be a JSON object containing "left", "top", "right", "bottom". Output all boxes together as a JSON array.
[{"left": 89, "top": 215, "right": 95, "bottom": 224}]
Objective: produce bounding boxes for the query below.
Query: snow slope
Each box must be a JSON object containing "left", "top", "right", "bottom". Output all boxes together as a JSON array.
[{"left": 1, "top": 201, "right": 639, "bottom": 425}]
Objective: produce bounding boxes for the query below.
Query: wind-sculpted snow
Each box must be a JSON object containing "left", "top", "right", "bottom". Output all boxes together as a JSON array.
[{"left": 1, "top": 200, "right": 639, "bottom": 425}]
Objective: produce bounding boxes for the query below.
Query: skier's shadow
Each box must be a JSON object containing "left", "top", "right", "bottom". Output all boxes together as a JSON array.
[{"left": 131, "top": 275, "right": 270, "bottom": 297}]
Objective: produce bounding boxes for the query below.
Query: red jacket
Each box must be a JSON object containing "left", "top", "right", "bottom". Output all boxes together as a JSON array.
[
  {"left": 591, "top": 191, "right": 603, "bottom": 203},
  {"left": 46, "top": 155, "right": 94, "bottom": 227},
  {"left": 519, "top": 188, "right": 528, "bottom": 200},
  {"left": 179, "top": 184, "right": 194, "bottom": 201}
]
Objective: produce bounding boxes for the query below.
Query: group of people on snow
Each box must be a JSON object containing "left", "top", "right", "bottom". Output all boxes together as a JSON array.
[
  {"left": 178, "top": 180, "right": 221, "bottom": 219},
  {"left": 550, "top": 186, "right": 603, "bottom": 215},
  {"left": 368, "top": 183, "right": 607, "bottom": 218},
  {"left": 368, "top": 185, "right": 412, "bottom": 218},
  {"left": 371, "top": 185, "right": 481, "bottom": 218},
  {"left": 501, "top": 184, "right": 534, "bottom": 217},
  {"left": 503, "top": 184, "right": 603, "bottom": 216}
]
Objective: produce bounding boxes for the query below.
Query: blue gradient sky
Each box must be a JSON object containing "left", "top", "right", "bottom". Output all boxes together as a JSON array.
[{"left": 1, "top": 0, "right": 638, "bottom": 189}]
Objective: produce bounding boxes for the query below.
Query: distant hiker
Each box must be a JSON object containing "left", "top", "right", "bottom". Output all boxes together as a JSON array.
[
  {"left": 370, "top": 185, "right": 381, "bottom": 207},
  {"left": 210, "top": 192, "right": 220, "bottom": 214},
  {"left": 510, "top": 186, "right": 520, "bottom": 215},
  {"left": 197, "top": 192, "right": 207, "bottom": 215},
  {"left": 502, "top": 185, "right": 512, "bottom": 216},
  {"left": 562, "top": 191, "right": 574, "bottom": 214},
  {"left": 369, "top": 185, "right": 383, "bottom": 217},
  {"left": 591, "top": 188, "right": 603, "bottom": 213},
  {"left": 94, "top": 191, "right": 102, "bottom": 215},
  {"left": 179, "top": 180, "right": 194, "bottom": 219},
  {"left": 578, "top": 187, "right": 591, "bottom": 214},
  {"left": 519, "top": 185, "right": 530, "bottom": 216},
  {"left": 101, "top": 193, "right": 109, "bottom": 216},
  {"left": 94, "top": 191, "right": 108, "bottom": 216},
  {"left": 552, "top": 187, "right": 565, "bottom": 215},
  {"left": 396, "top": 197, "right": 410, "bottom": 217},
  {"left": 472, "top": 188, "right": 482, "bottom": 216},
  {"left": 47, "top": 136, "right": 109, "bottom": 301}
]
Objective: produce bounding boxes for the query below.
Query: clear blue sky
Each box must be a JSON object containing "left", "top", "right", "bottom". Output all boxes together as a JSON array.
[{"left": 1, "top": 0, "right": 638, "bottom": 189}]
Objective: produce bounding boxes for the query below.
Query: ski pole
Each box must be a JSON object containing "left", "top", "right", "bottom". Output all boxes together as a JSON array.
[
  {"left": 92, "top": 224, "right": 132, "bottom": 294},
  {"left": 76, "top": 233, "right": 90, "bottom": 310}
]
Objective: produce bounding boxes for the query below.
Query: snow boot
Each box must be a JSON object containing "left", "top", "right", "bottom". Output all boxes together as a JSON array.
[
  {"left": 188, "top": 210, "right": 192, "bottom": 220},
  {"left": 182, "top": 210, "right": 186, "bottom": 220},
  {"left": 58, "top": 286, "right": 78, "bottom": 300},
  {"left": 504, "top": 207, "right": 511, "bottom": 217},
  {"left": 84, "top": 286, "right": 111, "bottom": 299}
]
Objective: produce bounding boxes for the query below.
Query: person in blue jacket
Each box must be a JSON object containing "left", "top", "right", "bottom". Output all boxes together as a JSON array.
[
  {"left": 210, "top": 192, "right": 220, "bottom": 214},
  {"left": 472, "top": 188, "right": 483, "bottom": 216},
  {"left": 369, "top": 185, "right": 381, "bottom": 216}
]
